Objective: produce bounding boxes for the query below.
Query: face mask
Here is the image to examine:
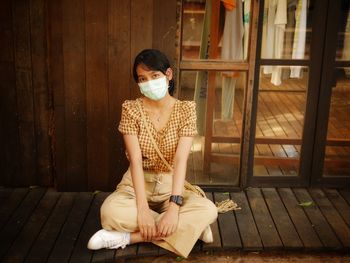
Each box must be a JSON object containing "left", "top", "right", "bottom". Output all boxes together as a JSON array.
[{"left": 138, "top": 76, "right": 168, "bottom": 101}]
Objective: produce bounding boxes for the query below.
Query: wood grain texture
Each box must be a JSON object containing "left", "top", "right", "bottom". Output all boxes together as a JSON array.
[
  {"left": 246, "top": 188, "right": 282, "bottom": 248},
  {"left": 231, "top": 191, "right": 263, "bottom": 250},
  {"left": 0, "top": 0, "right": 20, "bottom": 186},
  {"left": 85, "top": 0, "right": 109, "bottom": 191},
  {"left": 2, "top": 190, "right": 60, "bottom": 263},
  {"left": 61, "top": 0, "right": 87, "bottom": 190},
  {"left": 30, "top": 0, "right": 52, "bottom": 186},
  {"left": 13, "top": 0, "right": 37, "bottom": 186},
  {"left": 107, "top": 0, "right": 131, "bottom": 186},
  {"left": 293, "top": 188, "right": 342, "bottom": 249}
]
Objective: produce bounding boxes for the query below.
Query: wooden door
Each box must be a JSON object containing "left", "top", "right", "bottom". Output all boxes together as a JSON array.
[
  {"left": 311, "top": 0, "right": 350, "bottom": 187},
  {"left": 246, "top": 0, "right": 331, "bottom": 187}
]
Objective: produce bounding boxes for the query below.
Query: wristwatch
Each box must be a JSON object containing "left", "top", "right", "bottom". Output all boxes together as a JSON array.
[{"left": 169, "top": 195, "right": 183, "bottom": 206}]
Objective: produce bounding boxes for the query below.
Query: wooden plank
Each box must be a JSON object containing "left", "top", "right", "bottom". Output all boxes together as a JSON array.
[
  {"left": 30, "top": 0, "right": 52, "bottom": 186},
  {"left": 214, "top": 193, "right": 241, "bottom": 249},
  {"left": 293, "top": 188, "right": 342, "bottom": 249},
  {"left": 0, "top": 188, "right": 46, "bottom": 258},
  {"left": 13, "top": 0, "right": 37, "bottom": 186},
  {"left": 85, "top": 0, "right": 109, "bottom": 191},
  {"left": 115, "top": 244, "right": 138, "bottom": 259},
  {"left": 245, "top": 188, "right": 282, "bottom": 248},
  {"left": 202, "top": 192, "right": 222, "bottom": 250},
  {"left": 61, "top": 0, "right": 87, "bottom": 190},
  {"left": 26, "top": 192, "right": 77, "bottom": 263},
  {"left": 230, "top": 191, "right": 263, "bottom": 250},
  {"left": 309, "top": 188, "right": 350, "bottom": 247},
  {"left": 70, "top": 192, "right": 109, "bottom": 263},
  {"left": 107, "top": 0, "right": 131, "bottom": 186},
  {"left": 240, "top": 0, "right": 261, "bottom": 184},
  {"left": 152, "top": 0, "right": 176, "bottom": 65},
  {"left": 137, "top": 243, "right": 159, "bottom": 256},
  {"left": 0, "top": 0, "right": 21, "bottom": 186},
  {"left": 278, "top": 188, "right": 323, "bottom": 249},
  {"left": 47, "top": 192, "right": 93, "bottom": 263},
  {"left": 261, "top": 188, "right": 303, "bottom": 248},
  {"left": 47, "top": 0, "right": 66, "bottom": 190},
  {"left": 324, "top": 189, "right": 350, "bottom": 227},
  {"left": 130, "top": 0, "right": 153, "bottom": 98},
  {"left": 91, "top": 248, "right": 115, "bottom": 263},
  {"left": 0, "top": 188, "right": 13, "bottom": 208},
  {"left": 180, "top": 61, "right": 249, "bottom": 71},
  {"left": 2, "top": 190, "right": 60, "bottom": 262},
  {"left": 0, "top": 188, "right": 28, "bottom": 230},
  {"left": 339, "top": 189, "right": 350, "bottom": 205}
]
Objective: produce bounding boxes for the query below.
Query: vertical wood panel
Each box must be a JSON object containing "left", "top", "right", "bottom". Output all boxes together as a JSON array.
[
  {"left": 48, "top": 0, "right": 65, "bottom": 190},
  {"left": 62, "top": 0, "right": 87, "bottom": 190},
  {"left": 130, "top": 0, "right": 153, "bottom": 99},
  {"left": 30, "top": 0, "right": 52, "bottom": 186},
  {"left": 152, "top": 0, "right": 177, "bottom": 66},
  {"left": 12, "top": 0, "right": 37, "bottom": 186},
  {"left": 108, "top": 0, "right": 131, "bottom": 185},
  {"left": 85, "top": 0, "right": 109, "bottom": 190},
  {"left": 0, "top": 0, "right": 20, "bottom": 186}
]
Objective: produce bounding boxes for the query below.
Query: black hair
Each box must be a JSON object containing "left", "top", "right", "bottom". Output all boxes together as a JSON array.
[{"left": 133, "top": 49, "right": 175, "bottom": 96}]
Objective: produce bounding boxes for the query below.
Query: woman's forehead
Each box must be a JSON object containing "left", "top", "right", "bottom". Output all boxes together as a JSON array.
[{"left": 136, "top": 64, "right": 160, "bottom": 75}]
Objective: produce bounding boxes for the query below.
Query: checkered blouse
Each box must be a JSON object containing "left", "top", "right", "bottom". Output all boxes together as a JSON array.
[{"left": 118, "top": 98, "right": 198, "bottom": 172}]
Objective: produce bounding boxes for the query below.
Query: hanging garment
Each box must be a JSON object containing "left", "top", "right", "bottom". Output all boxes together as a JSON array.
[
  {"left": 221, "top": 0, "right": 244, "bottom": 119},
  {"left": 261, "top": 0, "right": 287, "bottom": 86},
  {"left": 290, "top": 0, "right": 307, "bottom": 78},
  {"left": 243, "top": 0, "right": 251, "bottom": 60},
  {"left": 194, "top": 0, "right": 212, "bottom": 135}
]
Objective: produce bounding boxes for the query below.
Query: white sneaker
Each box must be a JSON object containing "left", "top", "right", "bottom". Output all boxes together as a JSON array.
[
  {"left": 199, "top": 225, "right": 213, "bottom": 243},
  {"left": 87, "top": 229, "right": 130, "bottom": 250}
]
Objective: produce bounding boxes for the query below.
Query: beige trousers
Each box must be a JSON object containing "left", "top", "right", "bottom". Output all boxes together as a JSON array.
[{"left": 100, "top": 169, "right": 218, "bottom": 258}]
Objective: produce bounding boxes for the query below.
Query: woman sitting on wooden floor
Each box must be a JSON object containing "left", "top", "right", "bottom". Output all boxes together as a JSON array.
[{"left": 87, "top": 49, "right": 218, "bottom": 258}]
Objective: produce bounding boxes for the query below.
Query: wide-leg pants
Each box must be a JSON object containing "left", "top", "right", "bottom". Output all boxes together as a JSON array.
[{"left": 100, "top": 169, "right": 218, "bottom": 258}]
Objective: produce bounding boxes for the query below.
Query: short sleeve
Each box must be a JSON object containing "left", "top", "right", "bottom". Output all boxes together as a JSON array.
[
  {"left": 118, "top": 100, "right": 139, "bottom": 135},
  {"left": 178, "top": 101, "right": 198, "bottom": 137}
]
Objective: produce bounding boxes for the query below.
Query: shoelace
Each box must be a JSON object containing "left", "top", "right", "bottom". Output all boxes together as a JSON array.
[{"left": 103, "top": 235, "right": 127, "bottom": 249}]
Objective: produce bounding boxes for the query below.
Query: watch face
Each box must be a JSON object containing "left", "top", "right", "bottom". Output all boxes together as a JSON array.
[{"left": 170, "top": 195, "right": 183, "bottom": 206}]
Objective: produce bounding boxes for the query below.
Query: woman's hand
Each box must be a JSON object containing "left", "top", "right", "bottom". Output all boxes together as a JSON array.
[
  {"left": 137, "top": 208, "right": 157, "bottom": 241},
  {"left": 157, "top": 203, "right": 180, "bottom": 237}
]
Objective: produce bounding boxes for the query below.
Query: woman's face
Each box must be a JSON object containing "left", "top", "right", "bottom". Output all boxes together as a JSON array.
[{"left": 136, "top": 64, "right": 173, "bottom": 84}]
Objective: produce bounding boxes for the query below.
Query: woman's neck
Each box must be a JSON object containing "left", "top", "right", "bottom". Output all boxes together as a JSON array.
[{"left": 142, "top": 93, "right": 175, "bottom": 110}]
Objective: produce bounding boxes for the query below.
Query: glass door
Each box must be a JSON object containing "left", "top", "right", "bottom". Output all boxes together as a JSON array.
[
  {"left": 311, "top": 0, "right": 350, "bottom": 186},
  {"left": 246, "top": 0, "right": 329, "bottom": 187}
]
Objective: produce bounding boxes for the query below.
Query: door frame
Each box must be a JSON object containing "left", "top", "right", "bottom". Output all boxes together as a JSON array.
[
  {"left": 245, "top": 0, "right": 330, "bottom": 187},
  {"left": 310, "top": 0, "right": 350, "bottom": 187}
]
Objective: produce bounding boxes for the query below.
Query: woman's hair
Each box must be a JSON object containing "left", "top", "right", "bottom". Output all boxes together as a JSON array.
[{"left": 133, "top": 49, "right": 175, "bottom": 96}]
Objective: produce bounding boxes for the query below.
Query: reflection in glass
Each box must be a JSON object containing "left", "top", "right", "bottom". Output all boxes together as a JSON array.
[
  {"left": 323, "top": 68, "right": 350, "bottom": 176},
  {"left": 179, "top": 70, "right": 245, "bottom": 185},
  {"left": 253, "top": 66, "right": 308, "bottom": 177},
  {"left": 261, "top": 0, "right": 312, "bottom": 60},
  {"left": 181, "top": 0, "right": 251, "bottom": 60},
  {"left": 336, "top": 0, "right": 350, "bottom": 61}
]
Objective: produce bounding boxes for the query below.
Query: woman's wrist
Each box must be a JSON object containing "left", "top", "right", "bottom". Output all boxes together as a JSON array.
[{"left": 168, "top": 201, "right": 181, "bottom": 212}]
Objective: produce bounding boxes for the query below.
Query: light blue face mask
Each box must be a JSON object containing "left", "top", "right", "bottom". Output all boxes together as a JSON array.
[{"left": 138, "top": 76, "right": 168, "bottom": 101}]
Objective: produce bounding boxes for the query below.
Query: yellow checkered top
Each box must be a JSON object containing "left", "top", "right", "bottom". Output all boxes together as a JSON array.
[{"left": 118, "top": 98, "right": 198, "bottom": 172}]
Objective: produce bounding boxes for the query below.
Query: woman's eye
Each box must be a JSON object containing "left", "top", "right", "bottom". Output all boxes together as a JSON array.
[
  {"left": 138, "top": 77, "right": 145, "bottom": 82},
  {"left": 153, "top": 73, "right": 160, "bottom": 78}
]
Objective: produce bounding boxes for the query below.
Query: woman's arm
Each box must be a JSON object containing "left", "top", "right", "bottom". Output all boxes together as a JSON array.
[
  {"left": 157, "top": 136, "right": 193, "bottom": 237},
  {"left": 172, "top": 136, "right": 194, "bottom": 195},
  {"left": 123, "top": 134, "right": 157, "bottom": 241}
]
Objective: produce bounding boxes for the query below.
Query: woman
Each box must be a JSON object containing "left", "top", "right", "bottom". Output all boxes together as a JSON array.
[{"left": 87, "top": 49, "right": 218, "bottom": 258}]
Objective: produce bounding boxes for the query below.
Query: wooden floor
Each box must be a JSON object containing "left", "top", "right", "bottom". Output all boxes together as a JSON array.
[{"left": 1, "top": 187, "right": 350, "bottom": 262}]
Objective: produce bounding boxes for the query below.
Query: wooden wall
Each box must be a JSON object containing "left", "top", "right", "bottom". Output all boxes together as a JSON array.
[
  {"left": 0, "top": 0, "right": 177, "bottom": 191},
  {"left": 1, "top": 0, "right": 52, "bottom": 187}
]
